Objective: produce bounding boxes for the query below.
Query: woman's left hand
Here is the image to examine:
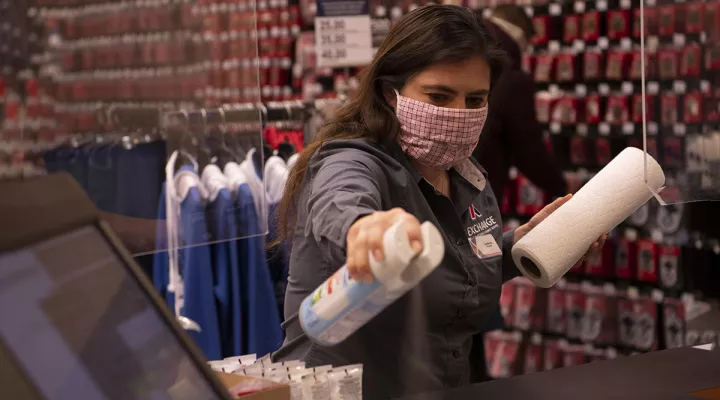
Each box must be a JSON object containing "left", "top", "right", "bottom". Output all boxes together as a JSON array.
[{"left": 514, "top": 194, "right": 607, "bottom": 264}]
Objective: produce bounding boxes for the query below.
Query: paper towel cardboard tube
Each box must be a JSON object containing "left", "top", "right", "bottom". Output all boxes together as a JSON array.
[{"left": 511, "top": 147, "right": 665, "bottom": 288}]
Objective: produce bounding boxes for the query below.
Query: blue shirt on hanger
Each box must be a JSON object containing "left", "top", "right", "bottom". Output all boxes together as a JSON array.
[
  {"left": 206, "top": 185, "right": 243, "bottom": 358},
  {"left": 235, "top": 184, "right": 283, "bottom": 356}
]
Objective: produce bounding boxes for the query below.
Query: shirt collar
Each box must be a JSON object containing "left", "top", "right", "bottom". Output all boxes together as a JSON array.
[{"left": 385, "top": 140, "right": 487, "bottom": 192}]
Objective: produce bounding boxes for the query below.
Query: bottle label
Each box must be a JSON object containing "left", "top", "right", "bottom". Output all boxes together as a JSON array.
[{"left": 299, "top": 265, "right": 406, "bottom": 345}]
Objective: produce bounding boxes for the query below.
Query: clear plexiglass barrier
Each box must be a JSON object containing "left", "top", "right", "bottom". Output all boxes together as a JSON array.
[{"left": 640, "top": 0, "right": 720, "bottom": 205}]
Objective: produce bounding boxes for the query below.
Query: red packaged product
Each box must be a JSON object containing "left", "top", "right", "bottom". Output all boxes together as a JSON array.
[
  {"left": 546, "top": 285, "right": 567, "bottom": 335},
  {"left": 636, "top": 239, "right": 658, "bottom": 283},
  {"left": 522, "top": 54, "right": 535, "bottom": 75},
  {"left": 707, "top": 43, "right": 720, "bottom": 71},
  {"left": 629, "top": 50, "right": 655, "bottom": 80},
  {"left": 534, "top": 54, "right": 556, "bottom": 83},
  {"left": 617, "top": 295, "right": 636, "bottom": 347},
  {"left": 536, "top": 93, "right": 556, "bottom": 124},
  {"left": 661, "top": 94, "right": 679, "bottom": 125},
  {"left": 585, "top": 93, "right": 603, "bottom": 124},
  {"left": 512, "top": 278, "right": 545, "bottom": 331},
  {"left": 583, "top": 51, "right": 604, "bottom": 81},
  {"left": 685, "top": 2, "right": 703, "bottom": 34},
  {"left": 632, "top": 93, "right": 654, "bottom": 124},
  {"left": 634, "top": 297, "right": 658, "bottom": 351},
  {"left": 562, "top": 344, "right": 587, "bottom": 367},
  {"left": 658, "top": 5, "right": 677, "bottom": 36},
  {"left": 564, "top": 14, "right": 580, "bottom": 43},
  {"left": 516, "top": 175, "right": 546, "bottom": 216},
  {"left": 706, "top": 2, "right": 720, "bottom": 36},
  {"left": 606, "top": 51, "right": 629, "bottom": 81},
  {"left": 565, "top": 284, "right": 586, "bottom": 340},
  {"left": 582, "top": 11, "right": 602, "bottom": 42},
  {"left": 615, "top": 236, "right": 637, "bottom": 279},
  {"left": 532, "top": 16, "right": 551, "bottom": 45},
  {"left": 607, "top": 10, "right": 630, "bottom": 40},
  {"left": 523, "top": 336, "right": 544, "bottom": 375},
  {"left": 543, "top": 339, "right": 565, "bottom": 371},
  {"left": 663, "top": 298, "right": 686, "bottom": 349},
  {"left": 552, "top": 97, "right": 582, "bottom": 124},
  {"left": 556, "top": 53, "right": 577, "bottom": 82},
  {"left": 684, "top": 91, "right": 703, "bottom": 124},
  {"left": 633, "top": 7, "right": 658, "bottom": 37},
  {"left": 570, "top": 136, "right": 588, "bottom": 166},
  {"left": 606, "top": 95, "right": 629, "bottom": 125},
  {"left": 659, "top": 245, "right": 682, "bottom": 291},
  {"left": 680, "top": 44, "right": 702, "bottom": 77},
  {"left": 484, "top": 331, "right": 502, "bottom": 369},
  {"left": 489, "top": 332, "right": 521, "bottom": 378},
  {"left": 499, "top": 280, "right": 516, "bottom": 328},
  {"left": 594, "top": 137, "right": 612, "bottom": 167}
]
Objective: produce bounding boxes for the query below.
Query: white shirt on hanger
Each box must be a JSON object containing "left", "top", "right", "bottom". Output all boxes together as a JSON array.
[{"left": 264, "top": 155, "right": 287, "bottom": 205}]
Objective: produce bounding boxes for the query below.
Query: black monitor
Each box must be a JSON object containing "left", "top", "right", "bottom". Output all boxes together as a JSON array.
[{"left": 0, "top": 173, "right": 233, "bottom": 400}]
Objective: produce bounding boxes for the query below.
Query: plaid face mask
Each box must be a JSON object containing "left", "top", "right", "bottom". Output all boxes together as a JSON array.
[{"left": 395, "top": 90, "right": 487, "bottom": 170}]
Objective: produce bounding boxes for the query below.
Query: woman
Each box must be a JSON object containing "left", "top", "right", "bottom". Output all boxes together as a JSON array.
[{"left": 272, "top": 5, "right": 604, "bottom": 398}]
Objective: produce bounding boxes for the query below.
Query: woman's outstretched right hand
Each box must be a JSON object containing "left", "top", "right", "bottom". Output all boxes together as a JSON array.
[{"left": 346, "top": 208, "right": 424, "bottom": 282}]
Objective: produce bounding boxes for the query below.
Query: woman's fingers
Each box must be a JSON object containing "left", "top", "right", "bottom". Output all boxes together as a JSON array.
[
  {"left": 345, "top": 209, "right": 424, "bottom": 282},
  {"left": 398, "top": 212, "right": 424, "bottom": 253}
]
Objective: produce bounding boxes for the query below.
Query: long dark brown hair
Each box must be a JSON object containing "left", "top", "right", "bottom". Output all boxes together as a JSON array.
[{"left": 276, "top": 5, "right": 507, "bottom": 245}]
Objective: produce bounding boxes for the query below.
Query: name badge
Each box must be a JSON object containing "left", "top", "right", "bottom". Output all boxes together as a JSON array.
[{"left": 469, "top": 234, "right": 502, "bottom": 259}]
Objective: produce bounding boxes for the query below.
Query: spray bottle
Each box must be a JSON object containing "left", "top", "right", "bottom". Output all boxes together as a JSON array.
[{"left": 299, "top": 220, "right": 444, "bottom": 346}]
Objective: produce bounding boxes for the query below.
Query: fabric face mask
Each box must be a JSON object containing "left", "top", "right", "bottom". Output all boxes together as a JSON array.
[{"left": 395, "top": 90, "right": 487, "bottom": 170}]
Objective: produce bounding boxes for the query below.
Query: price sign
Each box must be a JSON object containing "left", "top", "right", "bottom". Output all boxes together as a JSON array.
[{"left": 316, "top": 0, "right": 372, "bottom": 68}]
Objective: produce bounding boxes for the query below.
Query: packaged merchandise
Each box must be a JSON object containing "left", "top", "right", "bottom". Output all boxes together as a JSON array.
[
  {"left": 515, "top": 174, "right": 546, "bottom": 216},
  {"left": 532, "top": 16, "right": 551, "bottom": 45},
  {"left": 299, "top": 221, "right": 443, "bottom": 346},
  {"left": 585, "top": 93, "right": 603, "bottom": 124},
  {"left": 634, "top": 297, "right": 658, "bottom": 351},
  {"left": 582, "top": 284, "right": 617, "bottom": 345},
  {"left": 328, "top": 364, "right": 363, "bottom": 400},
  {"left": 594, "top": 137, "right": 612, "bottom": 167},
  {"left": 534, "top": 54, "right": 556, "bottom": 83},
  {"left": 512, "top": 278, "right": 545, "bottom": 331},
  {"left": 658, "top": 4, "right": 678, "bottom": 36},
  {"left": 570, "top": 136, "right": 589, "bottom": 166},
  {"left": 660, "top": 94, "right": 679, "bottom": 126},
  {"left": 661, "top": 137, "right": 684, "bottom": 169},
  {"left": 562, "top": 344, "right": 586, "bottom": 367},
  {"left": 523, "top": 334, "right": 544, "bottom": 375},
  {"left": 663, "top": 298, "right": 686, "bottom": 349},
  {"left": 658, "top": 49, "right": 679, "bottom": 80},
  {"left": 680, "top": 45, "right": 702, "bottom": 77},
  {"left": 546, "top": 283, "right": 567, "bottom": 335},
  {"left": 606, "top": 51, "right": 629, "bottom": 81},
  {"left": 658, "top": 245, "right": 682, "bottom": 291},
  {"left": 563, "top": 15, "right": 580, "bottom": 43},
  {"left": 499, "top": 280, "right": 516, "bottom": 327},
  {"left": 636, "top": 239, "right": 658, "bottom": 283},
  {"left": 582, "top": 11, "right": 602, "bottom": 42},
  {"left": 705, "top": 2, "right": 720, "bottom": 35},
  {"left": 301, "top": 367, "right": 332, "bottom": 400},
  {"left": 605, "top": 95, "right": 629, "bottom": 124},
  {"left": 615, "top": 235, "right": 637, "bottom": 279},
  {"left": 617, "top": 295, "right": 637, "bottom": 348},
  {"left": 684, "top": 92, "right": 703, "bottom": 124},
  {"left": 489, "top": 331, "right": 522, "bottom": 378},
  {"left": 542, "top": 339, "right": 565, "bottom": 371},
  {"left": 583, "top": 51, "right": 604, "bottom": 81},
  {"left": 685, "top": 2, "right": 703, "bottom": 34},
  {"left": 556, "top": 53, "right": 577, "bottom": 82},
  {"left": 565, "top": 284, "right": 586, "bottom": 340},
  {"left": 607, "top": 10, "right": 630, "bottom": 40}
]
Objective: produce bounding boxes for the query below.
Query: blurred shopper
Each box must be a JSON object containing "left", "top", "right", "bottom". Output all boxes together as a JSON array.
[{"left": 474, "top": 5, "right": 576, "bottom": 204}]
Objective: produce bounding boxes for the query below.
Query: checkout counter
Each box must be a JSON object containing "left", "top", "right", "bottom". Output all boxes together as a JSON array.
[{"left": 404, "top": 345, "right": 720, "bottom": 400}]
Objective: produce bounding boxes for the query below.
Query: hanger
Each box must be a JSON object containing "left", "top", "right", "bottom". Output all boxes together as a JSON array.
[{"left": 208, "top": 107, "right": 237, "bottom": 169}]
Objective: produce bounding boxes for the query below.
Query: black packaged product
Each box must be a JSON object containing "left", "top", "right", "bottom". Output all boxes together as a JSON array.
[{"left": 662, "top": 298, "right": 686, "bottom": 349}]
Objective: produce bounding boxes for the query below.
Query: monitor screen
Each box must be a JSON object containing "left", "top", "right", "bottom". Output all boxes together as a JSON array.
[{"left": 0, "top": 226, "right": 223, "bottom": 400}]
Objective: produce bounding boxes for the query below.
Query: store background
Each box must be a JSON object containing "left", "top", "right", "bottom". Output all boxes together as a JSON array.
[{"left": 1, "top": 0, "right": 719, "bottom": 379}]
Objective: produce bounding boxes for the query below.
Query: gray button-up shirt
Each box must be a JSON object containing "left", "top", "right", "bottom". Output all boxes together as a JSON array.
[{"left": 273, "top": 138, "right": 520, "bottom": 399}]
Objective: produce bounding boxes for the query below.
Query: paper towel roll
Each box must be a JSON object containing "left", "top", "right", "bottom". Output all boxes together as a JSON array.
[{"left": 511, "top": 147, "right": 665, "bottom": 288}]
